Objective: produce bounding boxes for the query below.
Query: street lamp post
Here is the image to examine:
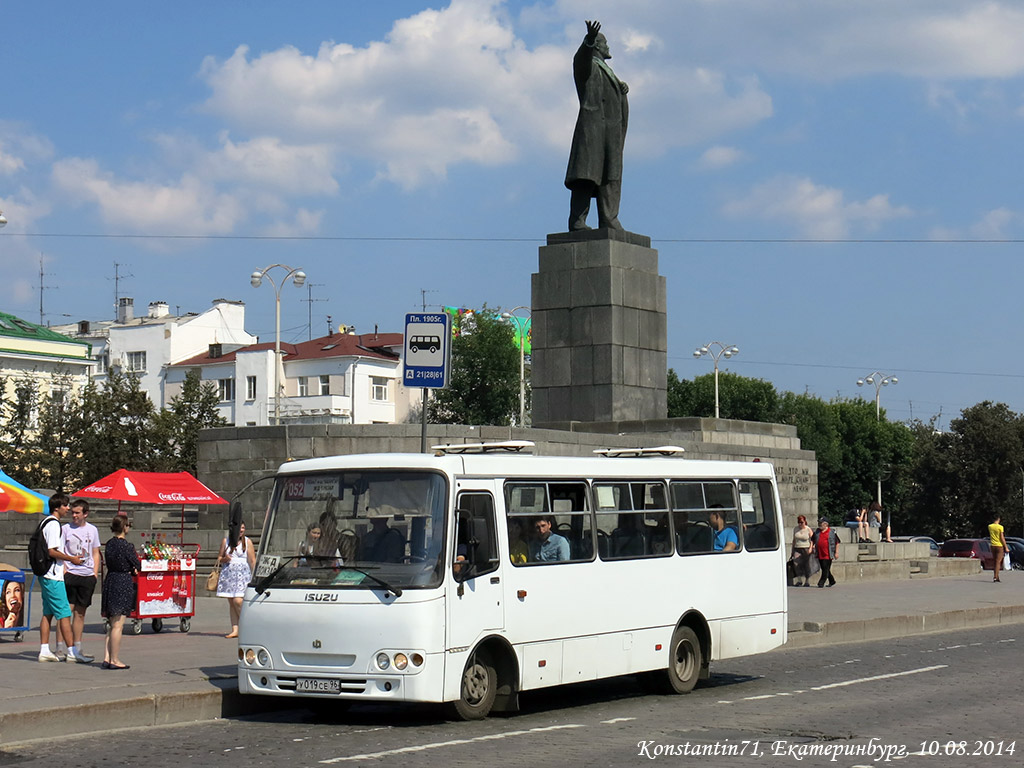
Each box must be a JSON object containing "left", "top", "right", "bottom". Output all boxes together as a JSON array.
[
  {"left": 251, "top": 264, "right": 306, "bottom": 425},
  {"left": 0, "top": 210, "right": 7, "bottom": 228},
  {"left": 857, "top": 371, "right": 898, "bottom": 505},
  {"left": 693, "top": 341, "right": 739, "bottom": 418},
  {"left": 501, "top": 307, "right": 531, "bottom": 427}
]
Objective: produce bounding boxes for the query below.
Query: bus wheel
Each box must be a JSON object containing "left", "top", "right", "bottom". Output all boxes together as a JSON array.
[
  {"left": 667, "top": 625, "right": 701, "bottom": 693},
  {"left": 452, "top": 649, "right": 497, "bottom": 720}
]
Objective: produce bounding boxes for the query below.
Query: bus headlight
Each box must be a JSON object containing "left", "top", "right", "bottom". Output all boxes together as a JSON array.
[
  {"left": 244, "top": 648, "right": 257, "bottom": 665},
  {"left": 393, "top": 653, "right": 409, "bottom": 670},
  {"left": 257, "top": 649, "right": 270, "bottom": 666},
  {"left": 411, "top": 653, "right": 424, "bottom": 667},
  {"left": 376, "top": 652, "right": 391, "bottom": 670}
]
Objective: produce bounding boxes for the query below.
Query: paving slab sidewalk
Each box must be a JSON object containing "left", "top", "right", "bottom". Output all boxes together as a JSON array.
[{"left": 1, "top": 572, "right": 1021, "bottom": 746}]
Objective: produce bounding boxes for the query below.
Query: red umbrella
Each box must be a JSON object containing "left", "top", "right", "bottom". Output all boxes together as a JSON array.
[{"left": 75, "top": 470, "right": 228, "bottom": 542}]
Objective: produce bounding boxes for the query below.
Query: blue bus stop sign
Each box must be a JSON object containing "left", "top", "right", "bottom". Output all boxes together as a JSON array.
[{"left": 404, "top": 313, "right": 450, "bottom": 388}]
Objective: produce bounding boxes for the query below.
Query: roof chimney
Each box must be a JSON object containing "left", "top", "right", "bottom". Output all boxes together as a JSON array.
[
  {"left": 148, "top": 301, "right": 169, "bottom": 319},
  {"left": 117, "top": 297, "right": 134, "bottom": 324}
]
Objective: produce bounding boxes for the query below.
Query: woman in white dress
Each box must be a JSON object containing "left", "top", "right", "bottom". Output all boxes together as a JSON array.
[{"left": 216, "top": 522, "right": 256, "bottom": 639}]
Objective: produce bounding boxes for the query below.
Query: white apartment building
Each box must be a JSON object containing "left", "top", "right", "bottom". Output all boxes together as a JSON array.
[
  {"left": 166, "top": 331, "right": 413, "bottom": 426},
  {"left": 53, "top": 298, "right": 257, "bottom": 408}
]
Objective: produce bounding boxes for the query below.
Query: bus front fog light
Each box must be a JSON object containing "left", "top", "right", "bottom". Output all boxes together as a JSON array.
[
  {"left": 237, "top": 648, "right": 244, "bottom": 662},
  {"left": 411, "top": 653, "right": 424, "bottom": 667},
  {"left": 394, "top": 653, "right": 408, "bottom": 670},
  {"left": 376, "top": 652, "right": 391, "bottom": 670},
  {"left": 257, "top": 649, "right": 270, "bottom": 666},
  {"left": 244, "top": 648, "right": 257, "bottom": 665}
]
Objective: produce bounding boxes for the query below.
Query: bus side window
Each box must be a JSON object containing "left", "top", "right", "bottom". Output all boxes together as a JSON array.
[
  {"left": 739, "top": 480, "right": 780, "bottom": 551},
  {"left": 454, "top": 492, "right": 499, "bottom": 579}
]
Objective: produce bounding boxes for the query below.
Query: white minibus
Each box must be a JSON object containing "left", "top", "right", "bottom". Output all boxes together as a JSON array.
[{"left": 237, "top": 442, "right": 787, "bottom": 719}]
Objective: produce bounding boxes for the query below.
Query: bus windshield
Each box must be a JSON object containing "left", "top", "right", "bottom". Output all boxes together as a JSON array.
[{"left": 255, "top": 470, "right": 448, "bottom": 591}]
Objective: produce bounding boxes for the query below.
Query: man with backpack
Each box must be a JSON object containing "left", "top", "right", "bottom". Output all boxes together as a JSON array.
[{"left": 34, "top": 494, "right": 89, "bottom": 663}]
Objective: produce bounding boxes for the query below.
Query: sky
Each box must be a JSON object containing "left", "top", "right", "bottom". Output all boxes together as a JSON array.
[{"left": 2, "top": 0, "right": 1023, "bottom": 430}]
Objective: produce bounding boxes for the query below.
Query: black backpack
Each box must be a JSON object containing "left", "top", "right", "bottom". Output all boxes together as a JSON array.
[{"left": 28, "top": 517, "right": 59, "bottom": 576}]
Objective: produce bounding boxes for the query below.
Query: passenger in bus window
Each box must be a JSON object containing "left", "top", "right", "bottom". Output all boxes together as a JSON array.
[
  {"left": 299, "top": 523, "right": 321, "bottom": 560},
  {"left": 508, "top": 519, "right": 528, "bottom": 564},
  {"left": 529, "top": 516, "right": 570, "bottom": 562},
  {"left": 709, "top": 508, "right": 738, "bottom": 552}
]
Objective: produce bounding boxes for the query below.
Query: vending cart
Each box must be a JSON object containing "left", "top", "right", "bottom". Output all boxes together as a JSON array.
[{"left": 129, "top": 543, "right": 200, "bottom": 634}]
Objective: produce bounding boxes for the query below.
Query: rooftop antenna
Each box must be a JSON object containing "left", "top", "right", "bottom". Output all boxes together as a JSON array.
[
  {"left": 420, "top": 288, "right": 439, "bottom": 312},
  {"left": 111, "top": 262, "right": 134, "bottom": 321},
  {"left": 327, "top": 314, "right": 333, "bottom": 335},
  {"left": 38, "top": 253, "right": 58, "bottom": 326},
  {"left": 303, "top": 282, "right": 327, "bottom": 340}
]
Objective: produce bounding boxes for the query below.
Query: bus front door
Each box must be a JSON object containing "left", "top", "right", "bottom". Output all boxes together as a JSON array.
[{"left": 448, "top": 490, "right": 504, "bottom": 650}]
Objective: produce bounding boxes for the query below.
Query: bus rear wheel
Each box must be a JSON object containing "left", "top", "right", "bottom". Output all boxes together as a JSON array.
[
  {"left": 451, "top": 649, "right": 497, "bottom": 720},
  {"left": 666, "top": 625, "right": 701, "bottom": 693}
]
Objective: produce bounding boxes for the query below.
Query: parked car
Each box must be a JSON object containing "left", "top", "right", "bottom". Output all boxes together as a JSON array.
[
  {"left": 938, "top": 538, "right": 994, "bottom": 570},
  {"left": 891, "top": 535, "right": 940, "bottom": 556},
  {"left": 1004, "top": 538, "right": 1024, "bottom": 570}
]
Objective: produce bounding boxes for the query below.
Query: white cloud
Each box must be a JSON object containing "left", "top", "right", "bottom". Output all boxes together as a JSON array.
[
  {"left": 52, "top": 158, "right": 245, "bottom": 235},
  {"left": 698, "top": 145, "right": 744, "bottom": 170},
  {"left": 206, "top": 134, "right": 339, "bottom": 196},
  {"left": 556, "top": 1, "right": 1024, "bottom": 80},
  {"left": 970, "top": 207, "right": 1018, "bottom": 238},
  {"left": 724, "top": 175, "right": 913, "bottom": 238},
  {"left": 197, "top": 0, "right": 773, "bottom": 185}
]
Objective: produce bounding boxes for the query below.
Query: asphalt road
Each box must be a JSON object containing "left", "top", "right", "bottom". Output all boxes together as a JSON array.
[{"left": 1, "top": 624, "right": 1020, "bottom": 768}]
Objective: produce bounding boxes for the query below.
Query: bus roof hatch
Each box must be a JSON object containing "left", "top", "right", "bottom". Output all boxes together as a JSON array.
[
  {"left": 432, "top": 440, "right": 536, "bottom": 456},
  {"left": 593, "top": 445, "right": 686, "bottom": 458}
]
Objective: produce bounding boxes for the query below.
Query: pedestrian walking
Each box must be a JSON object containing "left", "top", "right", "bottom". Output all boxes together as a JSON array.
[
  {"left": 813, "top": 518, "right": 840, "bottom": 588},
  {"left": 988, "top": 514, "right": 1008, "bottom": 583},
  {"left": 790, "top": 515, "right": 814, "bottom": 586}
]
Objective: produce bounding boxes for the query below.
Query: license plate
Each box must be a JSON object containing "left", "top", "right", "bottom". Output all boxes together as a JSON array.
[{"left": 296, "top": 677, "right": 340, "bottom": 694}]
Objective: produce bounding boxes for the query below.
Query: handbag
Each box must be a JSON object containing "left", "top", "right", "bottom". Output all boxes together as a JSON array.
[
  {"left": 205, "top": 565, "right": 221, "bottom": 592},
  {"left": 1004, "top": 552, "right": 1012, "bottom": 572}
]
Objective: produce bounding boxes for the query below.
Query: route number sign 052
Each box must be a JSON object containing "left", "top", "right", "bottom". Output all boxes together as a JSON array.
[{"left": 404, "top": 313, "right": 450, "bottom": 389}]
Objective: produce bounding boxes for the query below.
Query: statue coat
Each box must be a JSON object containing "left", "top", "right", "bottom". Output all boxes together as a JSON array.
[{"left": 564, "top": 41, "right": 629, "bottom": 191}]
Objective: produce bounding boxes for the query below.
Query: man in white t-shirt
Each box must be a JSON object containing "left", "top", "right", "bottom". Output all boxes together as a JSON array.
[
  {"left": 38, "top": 494, "right": 89, "bottom": 663},
  {"left": 60, "top": 499, "right": 100, "bottom": 663}
]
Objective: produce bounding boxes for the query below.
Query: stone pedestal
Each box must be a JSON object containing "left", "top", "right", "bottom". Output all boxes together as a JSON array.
[{"left": 531, "top": 229, "right": 667, "bottom": 425}]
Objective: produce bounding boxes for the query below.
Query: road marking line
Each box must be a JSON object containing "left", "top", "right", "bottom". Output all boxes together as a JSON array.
[
  {"left": 601, "top": 717, "right": 636, "bottom": 724},
  {"left": 722, "top": 667, "right": 946, "bottom": 704},
  {"left": 319, "top": 724, "right": 586, "bottom": 763},
  {"left": 810, "top": 665, "right": 947, "bottom": 691}
]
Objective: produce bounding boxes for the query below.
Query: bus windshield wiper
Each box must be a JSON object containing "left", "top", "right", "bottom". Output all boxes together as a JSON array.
[
  {"left": 339, "top": 566, "right": 403, "bottom": 597},
  {"left": 254, "top": 555, "right": 299, "bottom": 594}
]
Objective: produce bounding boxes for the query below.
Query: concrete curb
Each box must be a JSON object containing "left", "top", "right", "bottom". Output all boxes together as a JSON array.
[
  {"left": 786, "top": 604, "right": 1024, "bottom": 648},
  {"left": 0, "top": 684, "right": 312, "bottom": 748}
]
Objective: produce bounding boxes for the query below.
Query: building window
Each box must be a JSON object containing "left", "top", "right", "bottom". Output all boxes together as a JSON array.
[
  {"left": 126, "top": 351, "right": 147, "bottom": 372},
  {"left": 298, "top": 376, "right": 309, "bottom": 397},
  {"left": 371, "top": 376, "right": 390, "bottom": 402},
  {"left": 319, "top": 375, "right": 330, "bottom": 396},
  {"left": 218, "top": 378, "right": 235, "bottom": 403},
  {"left": 246, "top": 376, "right": 256, "bottom": 401}
]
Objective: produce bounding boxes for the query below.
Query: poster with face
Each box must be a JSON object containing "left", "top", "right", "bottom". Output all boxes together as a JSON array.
[{"left": 2, "top": 577, "right": 25, "bottom": 628}]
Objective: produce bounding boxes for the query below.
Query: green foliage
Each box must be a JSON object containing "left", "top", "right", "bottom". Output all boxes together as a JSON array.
[
  {"left": 73, "top": 370, "right": 159, "bottom": 485},
  {"left": 428, "top": 309, "right": 522, "bottom": 426},
  {"left": 152, "top": 369, "right": 227, "bottom": 473},
  {"left": 666, "top": 370, "right": 779, "bottom": 422},
  {"left": 30, "top": 371, "right": 84, "bottom": 491}
]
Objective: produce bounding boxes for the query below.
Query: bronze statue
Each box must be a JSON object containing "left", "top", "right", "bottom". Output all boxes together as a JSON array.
[{"left": 565, "top": 20, "right": 629, "bottom": 231}]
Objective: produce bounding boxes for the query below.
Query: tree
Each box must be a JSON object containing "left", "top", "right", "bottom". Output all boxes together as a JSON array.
[
  {"left": 152, "top": 369, "right": 227, "bottom": 474},
  {"left": 73, "top": 369, "right": 158, "bottom": 484},
  {"left": 0, "top": 373, "right": 39, "bottom": 473},
  {"left": 944, "top": 401, "right": 1024, "bottom": 537},
  {"left": 29, "top": 371, "right": 85, "bottom": 491},
  {"left": 667, "top": 370, "right": 780, "bottom": 422},
  {"left": 428, "top": 309, "right": 520, "bottom": 425}
]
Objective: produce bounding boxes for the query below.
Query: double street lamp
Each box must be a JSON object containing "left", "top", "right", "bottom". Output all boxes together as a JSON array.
[
  {"left": 693, "top": 341, "right": 739, "bottom": 419},
  {"left": 501, "top": 306, "right": 532, "bottom": 427},
  {"left": 251, "top": 264, "right": 306, "bottom": 425},
  {"left": 857, "top": 371, "right": 898, "bottom": 507}
]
